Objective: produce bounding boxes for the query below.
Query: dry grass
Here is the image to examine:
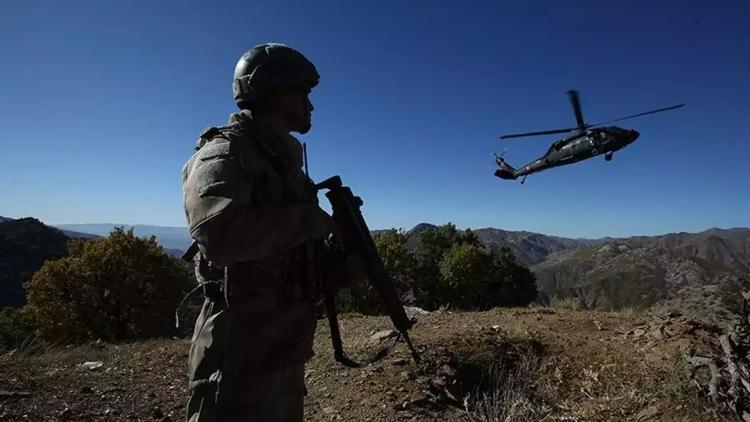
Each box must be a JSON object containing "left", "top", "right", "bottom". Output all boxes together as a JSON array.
[
  {"left": 466, "top": 352, "right": 545, "bottom": 422},
  {"left": 550, "top": 297, "right": 583, "bottom": 311}
]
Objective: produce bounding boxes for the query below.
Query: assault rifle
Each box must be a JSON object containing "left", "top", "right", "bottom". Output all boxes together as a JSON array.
[{"left": 316, "top": 175, "right": 420, "bottom": 367}]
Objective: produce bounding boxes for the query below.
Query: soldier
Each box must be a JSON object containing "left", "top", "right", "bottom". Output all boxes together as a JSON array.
[{"left": 182, "top": 43, "right": 335, "bottom": 421}]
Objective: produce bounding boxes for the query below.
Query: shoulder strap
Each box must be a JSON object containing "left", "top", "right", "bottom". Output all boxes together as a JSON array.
[{"left": 194, "top": 126, "right": 227, "bottom": 150}]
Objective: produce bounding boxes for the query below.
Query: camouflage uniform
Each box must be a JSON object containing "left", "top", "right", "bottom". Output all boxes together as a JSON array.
[{"left": 182, "top": 45, "right": 330, "bottom": 421}]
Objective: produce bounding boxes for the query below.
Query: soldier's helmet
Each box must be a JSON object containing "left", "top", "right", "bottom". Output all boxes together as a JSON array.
[{"left": 232, "top": 43, "right": 320, "bottom": 108}]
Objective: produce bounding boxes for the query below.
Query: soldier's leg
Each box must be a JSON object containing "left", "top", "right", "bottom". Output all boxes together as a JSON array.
[
  {"left": 186, "top": 299, "right": 226, "bottom": 422},
  {"left": 268, "top": 363, "right": 306, "bottom": 421},
  {"left": 218, "top": 363, "right": 306, "bottom": 422}
]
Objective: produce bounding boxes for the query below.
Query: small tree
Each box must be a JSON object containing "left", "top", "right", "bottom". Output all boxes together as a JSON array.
[
  {"left": 414, "top": 223, "right": 460, "bottom": 309},
  {"left": 0, "top": 307, "right": 37, "bottom": 352},
  {"left": 487, "top": 246, "right": 538, "bottom": 307},
  {"left": 25, "top": 228, "right": 192, "bottom": 343},
  {"left": 374, "top": 229, "right": 416, "bottom": 293},
  {"left": 343, "top": 229, "right": 416, "bottom": 314},
  {"left": 459, "top": 228, "right": 482, "bottom": 247},
  {"left": 439, "top": 243, "right": 493, "bottom": 308}
]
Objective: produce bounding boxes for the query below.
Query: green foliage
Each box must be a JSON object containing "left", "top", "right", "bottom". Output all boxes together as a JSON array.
[
  {"left": 24, "top": 228, "right": 192, "bottom": 343},
  {"left": 415, "top": 223, "right": 459, "bottom": 270},
  {"left": 339, "top": 224, "right": 538, "bottom": 314},
  {"left": 337, "top": 224, "right": 537, "bottom": 314},
  {"left": 375, "top": 229, "right": 416, "bottom": 291},
  {"left": 418, "top": 225, "right": 537, "bottom": 310},
  {"left": 487, "top": 246, "right": 538, "bottom": 307},
  {"left": 342, "top": 229, "right": 416, "bottom": 314},
  {"left": 414, "top": 223, "right": 460, "bottom": 309},
  {"left": 439, "top": 243, "right": 492, "bottom": 307},
  {"left": 0, "top": 307, "right": 37, "bottom": 353},
  {"left": 438, "top": 243, "right": 538, "bottom": 310}
]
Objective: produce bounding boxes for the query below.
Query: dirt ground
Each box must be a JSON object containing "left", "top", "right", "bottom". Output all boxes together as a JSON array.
[{"left": 0, "top": 307, "right": 729, "bottom": 421}]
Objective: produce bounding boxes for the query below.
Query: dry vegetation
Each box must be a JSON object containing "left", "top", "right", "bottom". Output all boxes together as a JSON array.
[{"left": 0, "top": 308, "right": 731, "bottom": 421}]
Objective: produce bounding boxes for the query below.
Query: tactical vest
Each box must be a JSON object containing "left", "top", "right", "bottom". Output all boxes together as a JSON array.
[{"left": 183, "top": 116, "right": 321, "bottom": 305}]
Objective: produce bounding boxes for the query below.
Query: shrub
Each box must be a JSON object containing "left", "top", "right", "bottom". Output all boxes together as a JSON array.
[
  {"left": 340, "top": 229, "right": 417, "bottom": 315},
  {"left": 414, "top": 225, "right": 537, "bottom": 310},
  {"left": 0, "top": 307, "right": 37, "bottom": 353},
  {"left": 414, "top": 223, "right": 461, "bottom": 309},
  {"left": 487, "top": 246, "right": 538, "bottom": 307},
  {"left": 25, "top": 228, "right": 192, "bottom": 343},
  {"left": 550, "top": 297, "right": 583, "bottom": 311},
  {"left": 438, "top": 244, "right": 538, "bottom": 310},
  {"left": 339, "top": 224, "right": 538, "bottom": 313},
  {"left": 439, "top": 242, "right": 493, "bottom": 308}
]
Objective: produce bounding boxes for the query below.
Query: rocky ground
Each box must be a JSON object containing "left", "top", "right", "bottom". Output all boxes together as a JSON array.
[{"left": 0, "top": 307, "right": 731, "bottom": 421}]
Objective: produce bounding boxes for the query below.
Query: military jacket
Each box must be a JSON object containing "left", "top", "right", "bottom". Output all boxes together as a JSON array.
[
  {"left": 182, "top": 110, "right": 331, "bottom": 268},
  {"left": 182, "top": 110, "right": 331, "bottom": 369}
]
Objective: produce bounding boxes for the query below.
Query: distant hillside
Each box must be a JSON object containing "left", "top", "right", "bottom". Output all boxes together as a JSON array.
[
  {"left": 471, "top": 227, "right": 604, "bottom": 265},
  {"left": 57, "top": 229, "right": 99, "bottom": 240},
  {"left": 0, "top": 218, "right": 69, "bottom": 307},
  {"left": 54, "top": 223, "right": 191, "bottom": 252},
  {"left": 401, "top": 223, "right": 599, "bottom": 265},
  {"left": 531, "top": 228, "right": 750, "bottom": 325},
  {"left": 52, "top": 222, "right": 596, "bottom": 264},
  {"left": 0, "top": 216, "right": 12, "bottom": 223}
]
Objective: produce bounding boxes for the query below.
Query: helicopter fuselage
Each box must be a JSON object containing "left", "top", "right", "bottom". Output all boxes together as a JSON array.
[{"left": 496, "top": 126, "right": 639, "bottom": 180}]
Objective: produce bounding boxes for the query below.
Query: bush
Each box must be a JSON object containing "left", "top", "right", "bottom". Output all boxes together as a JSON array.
[
  {"left": 337, "top": 224, "right": 538, "bottom": 314},
  {"left": 438, "top": 244, "right": 538, "bottom": 310},
  {"left": 340, "top": 229, "right": 417, "bottom": 315},
  {"left": 0, "top": 307, "right": 37, "bottom": 353},
  {"left": 24, "top": 228, "right": 192, "bottom": 343},
  {"left": 487, "top": 246, "right": 538, "bottom": 307},
  {"left": 414, "top": 224, "right": 460, "bottom": 309},
  {"left": 439, "top": 242, "right": 493, "bottom": 308}
]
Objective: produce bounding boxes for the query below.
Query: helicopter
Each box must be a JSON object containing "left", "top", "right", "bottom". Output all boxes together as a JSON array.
[{"left": 494, "top": 90, "right": 684, "bottom": 183}]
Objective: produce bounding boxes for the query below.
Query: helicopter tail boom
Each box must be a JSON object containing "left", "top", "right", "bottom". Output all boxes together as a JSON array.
[{"left": 494, "top": 156, "right": 518, "bottom": 180}]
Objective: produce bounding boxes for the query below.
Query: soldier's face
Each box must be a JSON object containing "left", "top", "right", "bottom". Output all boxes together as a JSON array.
[{"left": 281, "top": 87, "right": 314, "bottom": 134}]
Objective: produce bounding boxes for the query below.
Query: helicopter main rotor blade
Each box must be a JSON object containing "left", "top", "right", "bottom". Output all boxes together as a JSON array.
[
  {"left": 500, "top": 128, "right": 577, "bottom": 139},
  {"left": 589, "top": 103, "right": 685, "bottom": 127},
  {"left": 568, "top": 90, "right": 586, "bottom": 130}
]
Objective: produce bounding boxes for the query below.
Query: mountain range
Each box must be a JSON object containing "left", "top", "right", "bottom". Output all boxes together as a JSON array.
[
  {"left": 53, "top": 223, "right": 191, "bottom": 251},
  {"left": 2, "top": 216, "right": 748, "bottom": 324},
  {"left": 402, "top": 222, "right": 605, "bottom": 266},
  {"left": 530, "top": 227, "right": 750, "bottom": 325}
]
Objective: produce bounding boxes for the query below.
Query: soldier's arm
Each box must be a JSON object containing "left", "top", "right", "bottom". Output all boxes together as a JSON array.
[{"left": 192, "top": 202, "right": 331, "bottom": 266}]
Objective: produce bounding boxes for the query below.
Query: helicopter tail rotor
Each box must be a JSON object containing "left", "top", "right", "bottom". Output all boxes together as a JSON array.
[{"left": 494, "top": 154, "right": 518, "bottom": 180}]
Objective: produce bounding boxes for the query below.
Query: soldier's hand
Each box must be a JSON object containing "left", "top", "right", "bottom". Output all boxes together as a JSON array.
[
  {"left": 321, "top": 239, "right": 366, "bottom": 291},
  {"left": 311, "top": 207, "right": 338, "bottom": 240}
]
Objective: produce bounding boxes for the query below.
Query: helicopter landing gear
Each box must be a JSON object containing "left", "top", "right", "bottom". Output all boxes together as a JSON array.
[{"left": 605, "top": 152, "right": 613, "bottom": 161}]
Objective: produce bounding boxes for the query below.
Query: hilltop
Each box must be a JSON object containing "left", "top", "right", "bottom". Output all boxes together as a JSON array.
[
  {"left": 0, "top": 308, "right": 724, "bottom": 421},
  {"left": 0, "top": 218, "right": 70, "bottom": 307}
]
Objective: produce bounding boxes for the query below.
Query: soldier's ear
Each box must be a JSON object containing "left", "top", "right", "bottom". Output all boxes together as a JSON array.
[{"left": 265, "top": 88, "right": 285, "bottom": 108}]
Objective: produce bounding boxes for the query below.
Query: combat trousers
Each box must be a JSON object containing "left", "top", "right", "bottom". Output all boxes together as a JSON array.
[{"left": 186, "top": 292, "right": 314, "bottom": 422}]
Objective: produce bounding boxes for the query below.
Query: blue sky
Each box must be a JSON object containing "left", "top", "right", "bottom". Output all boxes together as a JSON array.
[{"left": 1, "top": 0, "right": 748, "bottom": 238}]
